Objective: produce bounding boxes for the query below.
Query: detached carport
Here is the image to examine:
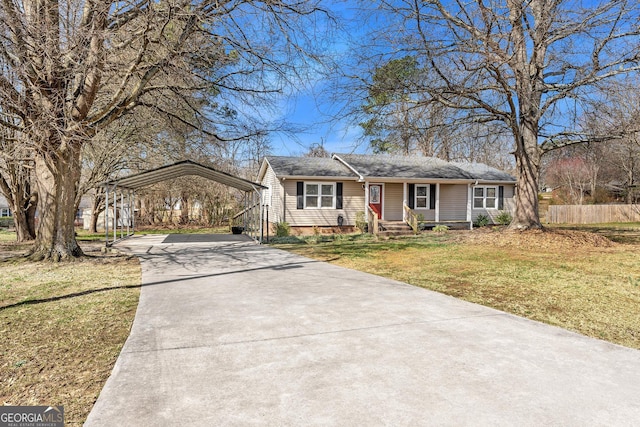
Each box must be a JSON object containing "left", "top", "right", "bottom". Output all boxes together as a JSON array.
[{"left": 102, "top": 160, "right": 267, "bottom": 245}]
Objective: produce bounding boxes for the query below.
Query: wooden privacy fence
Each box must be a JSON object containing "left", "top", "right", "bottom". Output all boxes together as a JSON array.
[{"left": 547, "top": 204, "right": 640, "bottom": 224}]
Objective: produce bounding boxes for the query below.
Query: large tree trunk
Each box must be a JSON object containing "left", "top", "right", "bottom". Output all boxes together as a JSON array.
[
  {"left": 25, "top": 193, "right": 37, "bottom": 239},
  {"left": 13, "top": 196, "right": 37, "bottom": 242},
  {"left": 90, "top": 209, "right": 100, "bottom": 234},
  {"left": 30, "top": 147, "right": 84, "bottom": 260},
  {"left": 89, "top": 191, "right": 105, "bottom": 233},
  {"left": 510, "top": 123, "right": 542, "bottom": 230},
  {"left": 180, "top": 193, "right": 190, "bottom": 224},
  {"left": 0, "top": 166, "right": 36, "bottom": 242}
]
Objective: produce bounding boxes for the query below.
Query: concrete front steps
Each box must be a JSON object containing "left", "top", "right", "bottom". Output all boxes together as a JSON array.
[{"left": 378, "top": 220, "right": 414, "bottom": 237}]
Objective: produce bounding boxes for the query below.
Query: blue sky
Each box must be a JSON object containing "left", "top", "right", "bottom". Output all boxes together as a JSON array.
[
  {"left": 265, "top": 1, "right": 368, "bottom": 157},
  {"left": 259, "top": 0, "right": 636, "bottom": 159},
  {"left": 269, "top": 92, "right": 366, "bottom": 156}
]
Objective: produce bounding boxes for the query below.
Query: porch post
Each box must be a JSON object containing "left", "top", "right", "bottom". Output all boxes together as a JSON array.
[
  {"left": 403, "top": 182, "right": 408, "bottom": 221},
  {"left": 364, "top": 182, "right": 369, "bottom": 211},
  {"left": 467, "top": 184, "right": 473, "bottom": 229},
  {"left": 435, "top": 183, "right": 440, "bottom": 222}
]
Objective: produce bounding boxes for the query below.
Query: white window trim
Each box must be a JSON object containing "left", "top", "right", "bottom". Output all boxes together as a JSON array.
[
  {"left": 414, "top": 184, "right": 430, "bottom": 210},
  {"left": 473, "top": 185, "right": 499, "bottom": 209},
  {"left": 304, "top": 182, "right": 336, "bottom": 209}
]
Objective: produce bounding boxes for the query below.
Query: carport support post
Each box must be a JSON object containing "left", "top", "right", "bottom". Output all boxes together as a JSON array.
[
  {"left": 252, "top": 184, "right": 263, "bottom": 244},
  {"left": 243, "top": 192, "right": 248, "bottom": 231},
  {"left": 114, "top": 185, "right": 117, "bottom": 244},
  {"left": 105, "top": 185, "right": 109, "bottom": 246},
  {"left": 121, "top": 192, "right": 124, "bottom": 239},
  {"left": 126, "top": 190, "right": 130, "bottom": 236},
  {"left": 130, "top": 190, "right": 135, "bottom": 236}
]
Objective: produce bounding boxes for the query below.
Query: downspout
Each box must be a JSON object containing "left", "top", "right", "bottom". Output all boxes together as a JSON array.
[
  {"left": 281, "top": 177, "right": 286, "bottom": 223},
  {"left": 435, "top": 183, "right": 440, "bottom": 222},
  {"left": 467, "top": 183, "right": 474, "bottom": 230}
]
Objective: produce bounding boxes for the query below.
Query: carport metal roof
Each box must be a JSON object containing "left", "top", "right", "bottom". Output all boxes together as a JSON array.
[{"left": 104, "top": 160, "right": 266, "bottom": 192}]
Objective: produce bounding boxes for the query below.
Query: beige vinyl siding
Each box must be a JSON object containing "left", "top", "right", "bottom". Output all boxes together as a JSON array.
[
  {"left": 383, "top": 183, "right": 403, "bottom": 221},
  {"left": 503, "top": 185, "right": 515, "bottom": 212},
  {"left": 283, "top": 180, "right": 364, "bottom": 226},
  {"left": 260, "top": 165, "right": 284, "bottom": 224},
  {"left": 440, "top": 184, "right": 468, "bottom": 221},
  {"left": 472, "top": 184, "right": 515, "bottom": 223}
]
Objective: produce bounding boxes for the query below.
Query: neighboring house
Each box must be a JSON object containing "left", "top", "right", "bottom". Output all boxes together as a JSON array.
[
  {"left": 0, "top": 195, "right": 11, "bottom": 217},
  {"left": 257, "top": 154, "right": 516, "bottom": 231}
]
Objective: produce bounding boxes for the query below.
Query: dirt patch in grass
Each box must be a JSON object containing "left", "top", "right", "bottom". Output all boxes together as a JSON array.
[
  {"left": 549, "top": 223, "right": 640, "bottom": 245},
  {"left": 0, "top": 240, "right": 141, "bottom": 426},
  {"left": 274, "top": 228, "right": 640, "bottom": 350},
  {"left": 453, "top": 227, "right": 616, "bottom": 249}
]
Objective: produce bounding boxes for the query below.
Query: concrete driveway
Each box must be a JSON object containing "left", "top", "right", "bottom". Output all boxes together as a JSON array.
[{"left": 85, "top": 234, "right": 640, "bottom": 426}]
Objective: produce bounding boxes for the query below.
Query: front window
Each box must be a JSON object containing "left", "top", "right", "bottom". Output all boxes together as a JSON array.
[
  {"left": 415, "top": 185, "right": 429, "bottom": 208},
  {"left": 305, "top": 183, "right": 335, "bottom": 208},
  {"left": 474, "top": 186, "right": 498, "bottom": 209}
]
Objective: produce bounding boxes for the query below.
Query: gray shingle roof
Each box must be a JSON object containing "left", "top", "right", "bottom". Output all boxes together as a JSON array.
[
  {"left": 266, "top": 156, "right": 358, "bottom": 178},
  {"left": 451, "top": 162, "right": 516, "bottom": 182},
  {"left": 335, "top": 153, "right": 476, "bottom": 180},
  {"left": 264, "top": 154, "right": 515, "bottom": 183}
]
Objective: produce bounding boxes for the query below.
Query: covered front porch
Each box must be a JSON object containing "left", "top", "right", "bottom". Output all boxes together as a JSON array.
[{"left": 363, "top": 181, "right": 474, "bottom": 234}]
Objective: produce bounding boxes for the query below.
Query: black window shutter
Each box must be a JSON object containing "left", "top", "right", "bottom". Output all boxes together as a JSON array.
[
  {"left": 336, "top": 182, "right": 343, "bottom": 209},
  {"left": 408, "top": 184, "right": 415, "bottom": 209},
  {"left": 296, "top": 182, "right": 304, "bottom": 209},
  {"left": 498, "top": 186, "right": 504, "bottom": 210},
  {"left": 430, "top": 184, "right": 436, "bottom": 209}
]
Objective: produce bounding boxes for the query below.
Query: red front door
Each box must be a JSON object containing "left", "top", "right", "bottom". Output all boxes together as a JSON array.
[{"left": 369, "top": 184, "right": 383, "bottom": 219}]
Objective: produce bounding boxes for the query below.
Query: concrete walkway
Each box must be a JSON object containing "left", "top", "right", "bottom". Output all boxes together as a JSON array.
[{"left": 85, "top": 234, "right": 640, "bottom": 426}]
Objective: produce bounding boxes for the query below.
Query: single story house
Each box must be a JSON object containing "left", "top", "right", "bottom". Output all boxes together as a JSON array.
[
  {"left": 0, "top": 194, "right": 11, "bottom": 217},
  {"left": 257, "top": 153, "right": 516, "bottom": 231}
]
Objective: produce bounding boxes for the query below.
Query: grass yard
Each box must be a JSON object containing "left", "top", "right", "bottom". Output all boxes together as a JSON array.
[
  {"left": 1, "top": 222, "right": 638, "bottom": 423},
  {"left": 0, "top": 230, "right": 141, "bottom": 426},
  {"left": 272, "top": 226, "right": 640, "bottom": 350}
]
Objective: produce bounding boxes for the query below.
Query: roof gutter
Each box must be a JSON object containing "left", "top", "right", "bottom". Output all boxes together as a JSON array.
[
  {"left": 332, "top": 154, "right": 365, "bottom": 182},
  {"left": 279, "top": 175, "right": 360, "bottom": 181}
]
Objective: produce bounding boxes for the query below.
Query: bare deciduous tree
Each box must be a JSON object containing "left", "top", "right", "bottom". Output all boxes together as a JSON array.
[
  {"left": 581, "top": 79, "right": 640, "bottom": 204},
  {"left": 354, "top": 0, "right": 640, "bottom": 228},
  {"left": 0, "top": 0, "right": 327, "bottom": 260},
  {"left": 0, "top": 127, "right": 36, "bottom": 241}
]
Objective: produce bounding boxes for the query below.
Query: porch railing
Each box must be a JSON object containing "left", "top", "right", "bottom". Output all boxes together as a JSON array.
[
  {"left": 403, "top": 203, "right": 419, "bottom": 234},
  {"left": 366, "top": 206, "right": 379, "bottom": 235}
]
